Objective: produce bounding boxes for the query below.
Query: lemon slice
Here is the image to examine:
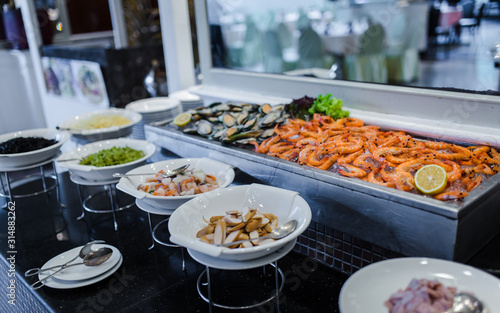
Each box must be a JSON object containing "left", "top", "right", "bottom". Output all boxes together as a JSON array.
[
  {"left": 415, "top": 164, "right": 448, "bottom": 195},
  {"left": 173, "top": 112, "right": 192, "bottom": 127}
]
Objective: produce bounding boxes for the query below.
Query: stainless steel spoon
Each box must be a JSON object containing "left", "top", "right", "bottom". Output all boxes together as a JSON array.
[
  {"left": 25, "top": 240, "right": 105, "bottom": 277},
  {"left": 217, "top": 220, "right": 298, "bottom": 247},
  {"left": 30, "top": 247, "right": 113, "bottom": 290},
  {"left": 112, "top": 163, "right": 190, "bottom": 178},
  {"left": 448, "top": 292, "right": 484, "bottom": 313}
]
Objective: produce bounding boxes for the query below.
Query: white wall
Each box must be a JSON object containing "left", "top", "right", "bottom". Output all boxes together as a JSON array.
[{"left": 0, "top": 49, "right": 46, "bottom": 134}]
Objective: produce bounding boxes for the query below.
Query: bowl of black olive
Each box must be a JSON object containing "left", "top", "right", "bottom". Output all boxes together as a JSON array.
[{"left": 0, "top": 128, "right": 71, "bottom": 168}]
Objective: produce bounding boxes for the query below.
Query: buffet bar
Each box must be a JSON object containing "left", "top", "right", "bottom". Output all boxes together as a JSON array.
[{"left": 2, "top": 0, "right": 500, "bottom": 312}]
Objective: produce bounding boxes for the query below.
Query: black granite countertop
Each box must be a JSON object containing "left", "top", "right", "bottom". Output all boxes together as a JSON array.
[
  {"left": 0, "top": 149, "right": 349, "bottom": 313},
  {"left": 1, "top": 148, "right": 499, "bottom": 313}
]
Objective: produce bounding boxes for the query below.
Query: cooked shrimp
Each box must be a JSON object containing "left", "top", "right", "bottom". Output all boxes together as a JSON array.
[
  {"left": 327, "top": 138, "right": 364, "bottom": 155},
  {"left": 395, "top": 158, "right": 426, "bottom": 174},
  {"left": 393, "top": 171, "right": 415, "bottom": 191},
  {"left": 366, "top": 167, "right": 396, "bottom": 188},
  {"left": 464, "top": 176, "right": 482, "bottom": 192},
  {"left": 296, "top": 137, "right": 319, "bottom": 148},
  {"left": 337, "top": 164, "right": 367, "bottom": 178},
  {"left": 254, "top": 136, "right": 281, "bottom": 154},
  {"left": 435, "top": 144, "right": 474, "bottom": 161},
  {"left": 298, "top": 146, "right": 315, "bottom": 165},
  {"left": 315, "top": 155, "right": 339, "bottom": 170},
  {"left": 306, "top": 147, "right": 329, "bottom": 166},
  {"left": 337, "top": 150, "right": 364, "bottom": 164},
  {"left": 353, "top": 154, "right": 378, "bottom": 170},
  {"left": 429, "top": 160, "right": 461, "bottom": 182},
  {"left": 372, "top": 147, "right": 413, "bottom": 163},
  {"left": 268, "top": 142, "right": 294, "bottom": 156},
  {"left": 277, "top": 148, "right": 300, "bottom": 161},
  {"left": 434, "top": 191, "right": 468, "bottom": 201},
  {"left": 425, "top": 141, "right": 451, "bottom": 150},
  {"left": 254, "top": 115, "right": 497, "bottom": 201},
  {"left": 490, "top": 148, "right": 500, "bottom": 165}
]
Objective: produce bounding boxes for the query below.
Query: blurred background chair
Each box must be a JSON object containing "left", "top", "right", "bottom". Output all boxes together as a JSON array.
[
  {"left": 276, "top": 22, "right": 299, "bottom": 71},
  {"left": 240, "top": 16, "right": 263, "bottom": 69},
  {"left": 297, "top": 26, "right": 327, "bottom": 69},
  {"left": 426, "top": 5, "right": 452, "bottom": 59},
  {"left": 277, "top": 22, "right": 293, "bottom": 50},
  {"left": 386, "top": 18, "right": 422, "bottom": 84},
  {"left": 343, "top": 23, "right": 388, "bottom": 83},
  {"left": 262, "top": 29, "right": 284, "bottom": 73},
  {"left": 457, "top": 2, "right": 486, "bottom": 41},
  {"left": 296, "top": 9, "right": 310, "bottom": 32},
  {"left": 487, "top": 0, "right": 500, "bottom": 16},
  {"left": 461, "top": 0, "right": 476, "bottom": 18}
]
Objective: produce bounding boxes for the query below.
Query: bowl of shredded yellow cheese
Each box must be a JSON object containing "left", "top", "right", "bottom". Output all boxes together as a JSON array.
[
  {"left": 58, "top": 108, "right": 142, "bottom": 142},
  {"left": 75, "top": 115, "right": 132, "bottom": 130}
]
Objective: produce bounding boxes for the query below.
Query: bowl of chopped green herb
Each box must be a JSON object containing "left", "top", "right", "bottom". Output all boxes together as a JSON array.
[{"left": 57, "top": 138, "right": 156, "bottom": 181}]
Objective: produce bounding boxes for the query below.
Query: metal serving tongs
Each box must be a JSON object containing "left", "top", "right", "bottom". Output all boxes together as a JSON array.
[{"left": 25, "top": 240, "right": 105, "bottom": 278}]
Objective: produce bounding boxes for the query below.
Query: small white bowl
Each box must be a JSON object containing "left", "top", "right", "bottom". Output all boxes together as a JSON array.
[
  {"left": 116, "top": 158, "right": 235, "bottom": 210},
  {"left": 58, "top": 108, "right": 142, "bottom": 142},
  {"left": 57, "top": 138, "right": 156, "bottom": 182},
  {"left": 168, "top": 184, "right": 312, "bottom": 261},
  {"left": 0, "top": 128, "right": 70, "bottom": 168}
]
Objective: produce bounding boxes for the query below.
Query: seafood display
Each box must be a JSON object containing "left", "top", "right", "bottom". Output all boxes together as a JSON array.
[
  {"left": 137, "top": 168, "right": 219, "bottom": 196},
  {"left": 385, "top": 278, "right": 457, "bottom": 313},
  {"left": 0, "top": 137, "right": 58, "bottom": 154},
  {"left": 197, "top": 208, "right": 279, "bottom": 248},
  {"left": 79, "top": 146, "right": 145, "bottom": 167},
  {"left": 174, "top": 101, "right": 288, "bottom": 145},
  {"left": 252, "top": 114, "right": 500, "bottom": 201}
]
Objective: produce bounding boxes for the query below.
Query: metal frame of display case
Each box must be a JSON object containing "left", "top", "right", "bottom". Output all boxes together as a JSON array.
[
  {"left": 144, "top": 123, "right": 500, "bottom": 262},
  {"left": 142, "top": 0, "right": 500, "bottom": 263}
]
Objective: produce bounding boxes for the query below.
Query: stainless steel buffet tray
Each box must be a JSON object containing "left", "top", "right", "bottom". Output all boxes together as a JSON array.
[{"left": 145, "top": 123, "right": 500, "bottom": 262}]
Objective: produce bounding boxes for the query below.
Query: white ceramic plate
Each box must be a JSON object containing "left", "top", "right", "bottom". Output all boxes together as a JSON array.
[
  {"left": 188, "top": 239, "right": 296, "bottom": 270},
  {"left": 116, "top": 158, "right": 235, "bottom": 209},
  {"left": 40, "top": 244, "right": 121, "bottom": 281},
  {"left": 0, "top": 128, "right": 70, "bottom": 168},
  {"left": 284, "top": 68, "right": 333, "bottom": 79},
  {"left": 69, "top": 173, "right": 120, "bottom": 186},
  {"left": 125, "top": 97, "right": 181, "bottom": 114},
  {"left": 169, "top": 90, "right": 202, "bottom": 104},
  {"left": 135, "top": 199, "right": 175, "bottom": 216},
  {"left": 168, "top": 183, "right": 311, "bottom": 261},
  {"left": 57, "top": 138, "right": 156, "bottom": 182},
  {"left": 339, "top": 257, "right": 500, "bottom": 313},
  {"left": 39, "top": 255, "right": 123, "bottom": 289},
  {"left": 58, "top": 108, "right": 142, "bottom": 142}
]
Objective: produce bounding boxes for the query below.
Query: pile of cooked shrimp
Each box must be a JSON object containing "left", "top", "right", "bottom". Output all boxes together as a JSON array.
[{"left": 252, "top": 114, "right": 500, "bottom": 201}]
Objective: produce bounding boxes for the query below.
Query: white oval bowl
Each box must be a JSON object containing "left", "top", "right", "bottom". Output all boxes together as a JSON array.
[
  {"left": 339, "top": 257, "right": 500, "bottom": 313},
  {"left": 116, "top": 158, "right": 235, "bottom": 210},
  {"left": 58, "top": 108, "right": 142, "bottom": 142},
  {"left": 57, "top": 138, "right": 156, "bottom": 182},
  {"left": 168, "top": 184, "right": 311, "bottom": 261},
  {"left": 0, "top": 128, "right": 70, "bottom": 168}
]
